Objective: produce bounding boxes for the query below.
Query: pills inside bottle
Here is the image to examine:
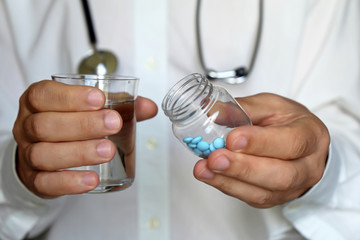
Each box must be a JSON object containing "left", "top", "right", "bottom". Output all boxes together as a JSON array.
[{"left": 162, "top": 73, "right": 251, "bottom": 158}]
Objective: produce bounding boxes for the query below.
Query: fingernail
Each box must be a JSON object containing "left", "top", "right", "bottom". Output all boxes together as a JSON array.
[
  {"left": 96, "top": 140, "right": 112, "bottom": 158},
  {"left": 82, "top": 173, "right": 97, "bottom": 187},
  {"left": 232, "top": 136, "right": 247, "bottom": 152},
  {"left": 88, "top": 90, "right": 104, "bottom": 107},
  {"left": 104, "top": 111, "right": 121, "bottom": 130},
  {"left": 211, "top": 156, "right": 230, "bottom": 171},
  {"left": 198, "top": 168, "right": 215, "bottom": 180}
]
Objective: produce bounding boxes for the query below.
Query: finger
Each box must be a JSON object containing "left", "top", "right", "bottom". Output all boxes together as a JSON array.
[
  {"left": 205, "top": 149, "right": 307, "bottom": 192},
  {"left": 235, "top": 93, "right": 308, "bottom": 125},
  {"left": 23, "top": 80, "right": 105, "bottom": 112},
  {"left": 193, "top": 159, "right": 276, "bottom": 208},
  {"left": 33, "top": 170, "right": 99, "bottom": 197},
  {"left": 23, "top": 109, "right": 122, "bottom": 142},
  {"left": 135, "top": 96, "right": 158, "bottom": 121},
  {"left": 194, "top": 158, "right": 305, "bottom": 208},
  {"left": 25, "top": 139, "right": 116, "bottom": 171},
  {"left": 226, "top": 121, "right": 319, "bottom": 159}
]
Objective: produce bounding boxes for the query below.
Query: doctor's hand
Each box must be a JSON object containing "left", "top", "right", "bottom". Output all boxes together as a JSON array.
[
  {"left": 12, "top": 80, "right": 157, "bottom": 198},
  {"left": 193, "top": 93, "right": 330, "bottom": 208}
]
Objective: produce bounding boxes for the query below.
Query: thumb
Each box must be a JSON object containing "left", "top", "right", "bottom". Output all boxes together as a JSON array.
[
  {"left": 229, "top": 93, "right": 319, "bottom": 159},
  {"left": 235, "top": 93, "right": 309, "bottom": 126}
]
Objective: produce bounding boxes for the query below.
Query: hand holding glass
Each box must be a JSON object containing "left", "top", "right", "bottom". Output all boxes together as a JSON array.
[{"left": 52, "top": 74, "right": 138, "bottom": 193}]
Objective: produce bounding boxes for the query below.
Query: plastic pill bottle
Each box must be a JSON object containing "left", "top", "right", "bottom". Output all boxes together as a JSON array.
[{"left": 162, "top": 73, "right": 251, "bottom": 158}]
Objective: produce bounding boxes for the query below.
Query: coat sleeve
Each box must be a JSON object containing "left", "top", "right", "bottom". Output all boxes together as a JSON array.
[
  {"left": 0, "top": 2, "right": 66, "bottom": 239},
  {"left": 283, "top": 1, "right": 360, "bottom": 239},
  {"left": 0, "top": 139, "right": 65, "bottom": 240}
]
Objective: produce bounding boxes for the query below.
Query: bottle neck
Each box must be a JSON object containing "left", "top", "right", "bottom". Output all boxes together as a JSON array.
[{"left": 162, "top": 73, "right": 215, "bottom": 123}]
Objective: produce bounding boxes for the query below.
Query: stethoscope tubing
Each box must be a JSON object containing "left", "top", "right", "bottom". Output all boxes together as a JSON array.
[
  {"left": 81, "top": 0, "right": 97, "bottom": 46},
  {"left": 195, "top": 0, "right": 264, "bottom": 84}
]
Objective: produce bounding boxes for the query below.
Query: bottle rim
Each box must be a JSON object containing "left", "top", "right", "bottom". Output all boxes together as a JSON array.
[{"left": 162, "top": 73, "right": 213, "bottom": 122}]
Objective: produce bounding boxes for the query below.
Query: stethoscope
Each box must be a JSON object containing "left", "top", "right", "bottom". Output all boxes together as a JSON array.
[
  {"left": 78, "top": 0, "right": 263, "bottom": 85},
  {"left": 196, "top": 0, "right": 263, "bottom": 84},
  {"left": 78, "top": 0, "right": 118, "bottom": 75}
]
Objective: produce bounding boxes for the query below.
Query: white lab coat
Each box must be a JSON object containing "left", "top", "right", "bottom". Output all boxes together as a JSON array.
[{"left": 1, "top": 0, "right": 360, "bottom": 239}]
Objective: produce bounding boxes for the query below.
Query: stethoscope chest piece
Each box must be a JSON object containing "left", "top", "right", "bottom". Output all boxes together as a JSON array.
[
  {"left": 78, "top": 47, "right": 118, "bottom": 75},
  {"left": 78, "top": 0, "right": 118, "bottom": 75}
]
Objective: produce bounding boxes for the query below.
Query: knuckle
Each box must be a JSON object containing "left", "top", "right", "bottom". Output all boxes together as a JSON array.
[
  {"left": 28, "top": 171, "right": 43, "bottom": 196},
  {"left": 250, "top": 191, "right": 273, "bottom": 208},
  {"left": 26, "top": 143, "right": 47, "bottom": 170},
  {"left": 18, "top": 92, "right": 28, "bottom": 110},
  {"left": 289, "top": 118, "right": 323, "bottom": 158},
  {"left": 290, "top": 136, "right": 304, "bottom": 157},
  {"left": 275, "top": 176, "right": 293, "bottom": 191},
  {"left": 25, "top": 144, "right": 40, "bottom": 169},
  {"left": 24, "top": 114, "right": 49, "bottom": 141},
  {"left": 27, "top": 81, "right": 47, "bottom": 111},
  {"left": 307, "top": 164, "right": 324, "bottom": 187},
  {"left": 287, "top": 127, "right": 310, "bottom": 157},
  {"left": 313, "top": 169, "right": 323, "bottom": 184},
  {"left": 319, "top": 124, "right": 330, "bottom": 145},
  {"left": 273, "top": 167, "right": 298, "bottom": 191},
  {"left": 298, "top": 137, "right": 312, "bottom": 156},
  {"left": 12, "top": 120, "right": 22, "bottom": 143},
  {"left": 33, "top": 173, "right": 46, "bottom": 195}
]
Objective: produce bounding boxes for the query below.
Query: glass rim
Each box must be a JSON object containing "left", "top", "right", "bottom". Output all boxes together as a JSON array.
[{"left": 51, "top": 74, "right": 139, "bottom": 81}]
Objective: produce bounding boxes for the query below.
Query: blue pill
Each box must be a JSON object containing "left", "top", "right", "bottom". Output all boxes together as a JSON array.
[
  {"left": 197, "top": 141, "right": 210, "bottom": 151},
  {"left": 188, "top": 143, "right": 197, "bottom": 149},
  {"left": 209, "top": 143, "right": 216, "bottom": 152},
  {"left": 213, "top": 137, "right": 225, "bottom": 149},
  {"left": 203, "top": 150, "right": 211, "bottom": 157},
  {"left": 191, "top": 136, "right": 203, "bottom": 144},
  {"left": 183, "top": 137, "right": 193, "bottom": 143},
  {"left": 193, "top": 148, "right": 202, "bottom": 155}
]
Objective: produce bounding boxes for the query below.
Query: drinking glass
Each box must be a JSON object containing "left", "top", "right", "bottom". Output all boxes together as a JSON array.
[{"left": 52, "top": 74, "right": 139, "bottom": 193}]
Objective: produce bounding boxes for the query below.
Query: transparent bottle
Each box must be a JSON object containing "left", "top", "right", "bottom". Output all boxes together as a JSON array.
[{"left": 162, "top": 73, "right": 251, "bottom": 158}]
